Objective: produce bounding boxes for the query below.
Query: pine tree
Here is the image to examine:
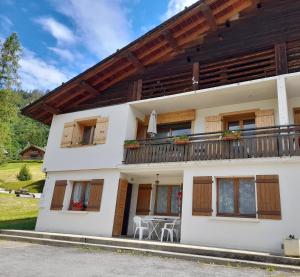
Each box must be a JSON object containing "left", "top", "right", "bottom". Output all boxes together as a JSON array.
[{"left": 0, "top": 32, "right": 22, "bottom": 90}]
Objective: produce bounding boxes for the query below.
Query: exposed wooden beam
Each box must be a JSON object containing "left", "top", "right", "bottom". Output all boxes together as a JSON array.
[
  {"left": 79, "top": 80, "right": 100, "bottom": 95},
  {"left": 199, "top": 3, "right": 217, "bottom": 32},
  {"left": 125, "top": 51, "right": 145, "bottom": 72},
  {"left": 162, "top": 30, "right": 181, "bottom": 53},
  {"left": 42, "top": 104, "right": 61, "bottom": 115}
]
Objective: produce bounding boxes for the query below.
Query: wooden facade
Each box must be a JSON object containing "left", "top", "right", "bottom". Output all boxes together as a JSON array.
[
  {"left": 22, "top": 0, "right": 300, "bottom": 125},
  {"left": 20, "top": 144, "right": 45, "bottom": 160}
]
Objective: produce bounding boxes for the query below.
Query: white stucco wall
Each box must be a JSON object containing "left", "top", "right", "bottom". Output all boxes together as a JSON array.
[
  {"left": 181, "top": 159, "right": 300, "bottom": 254},
  {"left": 36, "top": 169, "right": 121, "bottom": 236}
]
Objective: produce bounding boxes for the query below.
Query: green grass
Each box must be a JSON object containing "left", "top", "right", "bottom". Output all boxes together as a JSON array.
[
  {"left": 0, "top": 161, "right": 45, "bottom": 183},
  {"left": 0, "top": 193, "right": 39, "bottom": 230},
  {"left": 0, "top": 179, "right": 45, "bottom": 193}
]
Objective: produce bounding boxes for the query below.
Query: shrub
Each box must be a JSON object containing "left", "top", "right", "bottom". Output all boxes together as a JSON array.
[{"left": 17, "top": 164, "right": 32, "bottom": 181}]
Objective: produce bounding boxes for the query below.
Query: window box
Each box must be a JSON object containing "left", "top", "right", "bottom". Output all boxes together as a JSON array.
[
  {"left": 124, "top": 140, "right": 140, "bottom": 149},
  {"left": 173, "top": 135, "right": 190, "bottom": 145},
  {"left": 222, "top": 131, "right": 241, "bottom": 141},
  {"left": 284, "top": 238, "right": 300, "bottom": 257}
]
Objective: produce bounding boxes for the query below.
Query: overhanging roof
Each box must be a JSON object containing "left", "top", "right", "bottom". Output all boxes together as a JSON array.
[{"left": 22, "top": 0, "right": 258, "bottom": 125}]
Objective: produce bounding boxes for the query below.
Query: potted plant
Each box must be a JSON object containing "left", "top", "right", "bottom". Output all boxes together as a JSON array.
[
  {"left": 124, "top": 140, "right": 140, "bottom": 149},
  {"left": 71, "top": 201, "right": 84, "bottom": 211},
  {"left": 173, "top": 135, "right": 190, "bottom": 145},
  {"left": 284, "top": 235, "right": 300, "bottom": 257},
  {"left": 222, "top": 130, "right": 241, "bottom": 141}
]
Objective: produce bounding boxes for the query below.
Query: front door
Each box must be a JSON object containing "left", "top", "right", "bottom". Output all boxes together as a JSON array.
[{"left": 112, "top": 179, "right": 128, "bottom": 236}]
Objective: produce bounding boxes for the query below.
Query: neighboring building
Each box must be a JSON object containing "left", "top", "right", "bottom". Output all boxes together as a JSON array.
[
  {"left": 20, "top": 144, "right": 45, "bottom": 160},
  {"left": 22, "top": 0, "right": 300, "bottom": 254}
]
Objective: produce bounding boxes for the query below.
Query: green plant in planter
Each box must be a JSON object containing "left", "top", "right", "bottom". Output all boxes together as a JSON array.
[
  {"left": 124, "top": 140, "right": 140, "bottom": 148},
  {"left": 173, "top": 135, "right": 190, "bottom": 144},
  {"left": 222, "top": 130, "right": 241, "bottom": 140}
]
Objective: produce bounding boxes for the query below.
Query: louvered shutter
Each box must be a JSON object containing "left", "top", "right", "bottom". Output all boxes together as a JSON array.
[
  {"left": 87, "top": 179, "right": 104, "bottom": 211},
  {"left": 136, "top": 184, "right": 152, "bottom": 215},
  {"left": 192, "top": 176, "right": 213, "bottom": 216},
  {"left": 255, "top": 110, "right": 275, "bottom": 128},
  {"left": 61, "top": 122, "right": 75, "bottom": 147},
  {"left": 94, "top": 117, "right": 109, "bottom": 144},
  {"left": 205, "top": 116, "right": 223, "bottom": 132},
  {"left": 256, "top": 175, "right": 281, "bottom": 220},
  {"left": 50, "top": 180, "right": 67, "bottom": 210}
]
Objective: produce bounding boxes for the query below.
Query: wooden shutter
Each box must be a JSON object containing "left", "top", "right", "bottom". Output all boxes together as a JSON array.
[
  {"left": 112, "top": 179, "right": 128, "bottom": 236},
  {"left": 136, "top": 184, "right": 152, "bottom": 215},
  {"left": 50, "top": 180, "right": 67, "bottom": 210},
  {"left": 205, "top": 116, "right": 223, "bottom": 132},
  {"left": 87, "top": 179, "right": 104, "bottom": 211},
  {"left": 255, "top": 110, "right": 275, "bottom": 128},
  {"left": 256, "top": 175, "right": 281, "bottom": 220},
  {"left": 192, "top": 176, "right": 213, "bottom": 216},
  {"left": 294, "top": 109, "right": 300, "bottom": 125},
  {"left": 61, "top": 122, "right": 75, "bottom": 147},
  {"left": 71, "top": 121, "right": 83, "bottom": 146},
  {"left": 93, "top": 117, "right": 109, "bottom": 144}
]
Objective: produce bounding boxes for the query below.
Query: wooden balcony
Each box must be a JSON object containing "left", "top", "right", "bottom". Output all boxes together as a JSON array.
[{"left": 123, "top": 125, "right": 300, "bottom": 164}]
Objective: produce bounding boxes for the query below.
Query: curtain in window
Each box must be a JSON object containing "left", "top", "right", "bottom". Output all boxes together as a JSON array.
[
  {"left": 72, "top": 182, "right": 83, "bottom": 203},
  {"left": 156, "top": 186, "right": 168, "bottom": 214},
  {"left": 171, "top": 186, "right": 180, "bottom": 214},
  {"left": 219, "top": 179, "right": 234, "bottom": 213},
  {"left": 84, "top": 182, "right": 91, "bottom": 207},
  {"left": 239, "top": 179, "right": 256, "bottom": 214}
]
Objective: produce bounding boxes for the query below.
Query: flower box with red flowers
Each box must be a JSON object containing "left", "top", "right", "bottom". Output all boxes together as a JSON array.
[{"left": 71, "top": 201, "right": 84, "bottom": 211}]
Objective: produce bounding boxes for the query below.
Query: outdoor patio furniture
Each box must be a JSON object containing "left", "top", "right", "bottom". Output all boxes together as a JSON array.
[
  {"left": 133, "top": 216, "right": 149, "bottom": 240},
  {"left": 160, "top": 218, "right": 181, "bottom": 242}
]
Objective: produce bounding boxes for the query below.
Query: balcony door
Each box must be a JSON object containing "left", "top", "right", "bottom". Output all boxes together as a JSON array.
[{"left": 224, "top": 113, "right": 256, "bottom": 131}]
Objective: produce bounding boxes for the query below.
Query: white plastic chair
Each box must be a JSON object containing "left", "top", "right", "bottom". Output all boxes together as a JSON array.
[
  {"left": 133, "top": 216, "right": 149, "bottom": 240},
  {"left": 160, "top": 218, "right": 181, "bottom": 242}
]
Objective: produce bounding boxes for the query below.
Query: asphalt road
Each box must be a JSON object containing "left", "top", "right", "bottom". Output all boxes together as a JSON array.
[{"left": 0, "top": 240, "right": 298, "bottom": 277}]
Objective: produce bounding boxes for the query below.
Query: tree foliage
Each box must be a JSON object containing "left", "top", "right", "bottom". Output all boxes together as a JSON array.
[{"left": 17, "top": 164, "right": 32, "bottom": 181}]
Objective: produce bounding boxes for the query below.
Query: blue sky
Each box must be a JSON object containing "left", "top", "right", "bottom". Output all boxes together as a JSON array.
[{"left": 0, "top": 0, "right": 197, "bottom": 91}]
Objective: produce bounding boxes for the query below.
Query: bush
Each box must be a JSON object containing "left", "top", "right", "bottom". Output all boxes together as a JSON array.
[{"left": 17, "top": 164, "right": 32, "bottom": 181}]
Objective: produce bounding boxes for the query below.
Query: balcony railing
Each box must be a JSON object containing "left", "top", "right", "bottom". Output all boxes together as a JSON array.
[{"left": 123, "top": 125, "right": 300, "bottom": 164}]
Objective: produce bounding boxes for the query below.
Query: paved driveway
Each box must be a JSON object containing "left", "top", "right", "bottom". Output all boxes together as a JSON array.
[{"left": 0, "top": 240, "right": 298, "bottom": 277}]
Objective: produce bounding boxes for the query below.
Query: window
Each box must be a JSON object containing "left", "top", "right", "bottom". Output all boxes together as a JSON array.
[
  {"left": 217, "top": 178, "right": 256, "bottom": 218},
  {"left": 156, "top": 122, "right": 191, "bottom": 138},
  {"left": 82, "top": 125, "right": 96, "bottom": 145},
  {"left": 155, "top": 185, "right": 181, "bottom": 215},
  {"left": 70, "top": 181, "right": 91, "bottom": 211},
  {"left": 224, "top": 113, "right": 256, "bottom": 131}
]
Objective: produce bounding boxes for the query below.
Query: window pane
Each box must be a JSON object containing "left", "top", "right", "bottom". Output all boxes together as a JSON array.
[
  {"left": 218, "top": 179, "right": 234, "bottom": 214},
  {"left": 243, "top": 119, "right": 255, "bottom": 130},
  {"left": 73, "top": 182, "right": 82, "bottom": 203},
  {"left": 84, "top": 182, "right": 91, "bottom": 207},
  {"left": 156, "top": 186, "right": 168, "bottom": 214},
  {"left": 239, "top": 179, "right": 256, "bottom": 215},
  {"left": 82, "top": 126, "right": 92, "bottom": 144},
  {"left": 171, "top": 186, "right": 180, "bottom": 214},
  {"left": 228, "top": 121, "right": 240, "bottom": 131}
]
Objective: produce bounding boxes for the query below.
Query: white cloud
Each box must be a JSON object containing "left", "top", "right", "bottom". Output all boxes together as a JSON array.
[
  {"left": 35, "top": 17, "right": 76, "bottom": 45},
  {"left": 20, "top": 49, "right": 72, "bottom": 91},
  {"left": 162, "top": 0, "right": 198, "bottom": 20},
  {"left": 48, "top": 47, "right": 74, "bottom": 62},
  {"left": 0, "top": 15, "right": 13, "bottom": 34},
  {"left": 54, "top": 0, "right": 132, "bottom": 58}
]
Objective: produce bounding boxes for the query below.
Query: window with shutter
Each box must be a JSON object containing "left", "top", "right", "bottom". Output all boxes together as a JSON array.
[
  {"left": 192, "top": 176, "right": 212, "bottom": 216},
  {"left": 255, "top": 110, "right": 275, "bottom": 128},
  {"left": 94, "top": 117, "right": 109, "bottom": 144},
  {"left": 294, "top": 109, "right": 300, "bottom": 125},
  {"left": 256, "top": 175, "right": 281, "bottom": 220},
  {"left": 136, "top": 184, "right": 152, "bottom": 215},
  {"left": 205, "top": 116, "right": 223, "bottom": 133},
  {"left": 61, "top": 123, "right": 75, "bottom": 147},
  {"left": 50, "top": 180, "right": 67, "bottom": 210}
]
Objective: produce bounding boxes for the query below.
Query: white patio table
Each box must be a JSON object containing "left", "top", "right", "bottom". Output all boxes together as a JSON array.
[{"left": 143, "top": 217, "right": 179, "bottom": 241}]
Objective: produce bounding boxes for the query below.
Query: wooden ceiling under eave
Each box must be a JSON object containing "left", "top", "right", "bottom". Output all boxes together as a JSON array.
[{"left": 22, "top": 0, "right": 258, "bottom": 125}]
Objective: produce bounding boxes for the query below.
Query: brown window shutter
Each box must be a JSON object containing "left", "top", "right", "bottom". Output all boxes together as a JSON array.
[
  {"left": 192, "top": 176, "right": 213, "bottom": 216},
  {"left": 93, "top": 117, "right": 109, "bottom": 144},
  {"left": 255, "top": 110, "right": 275, "bottom": 128},
  {"left": 50, "top": 180, "right": 67, "bottom": 210},
  {"left": 256, "top": 175, "right": 281, "bottom": 220},
  {"left": 87, "top": 179, "right": 104, "bottom": 211},
  {"left": 61, "top": 122, "right": 75, "bottom": 147},
  {"left": 136, "top": 184, "right": 152, "bottom": 215},
  {"left": 205, "top": 116, "right": 223, "bottom": 132}
]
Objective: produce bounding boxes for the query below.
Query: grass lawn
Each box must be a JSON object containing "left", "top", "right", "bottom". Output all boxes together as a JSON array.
[
  {"left": 0, "top": 161, "right": 45, "bottom": 193},
  {"left": 0, "top": 193, "right": 39, "bottom": 230}
]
